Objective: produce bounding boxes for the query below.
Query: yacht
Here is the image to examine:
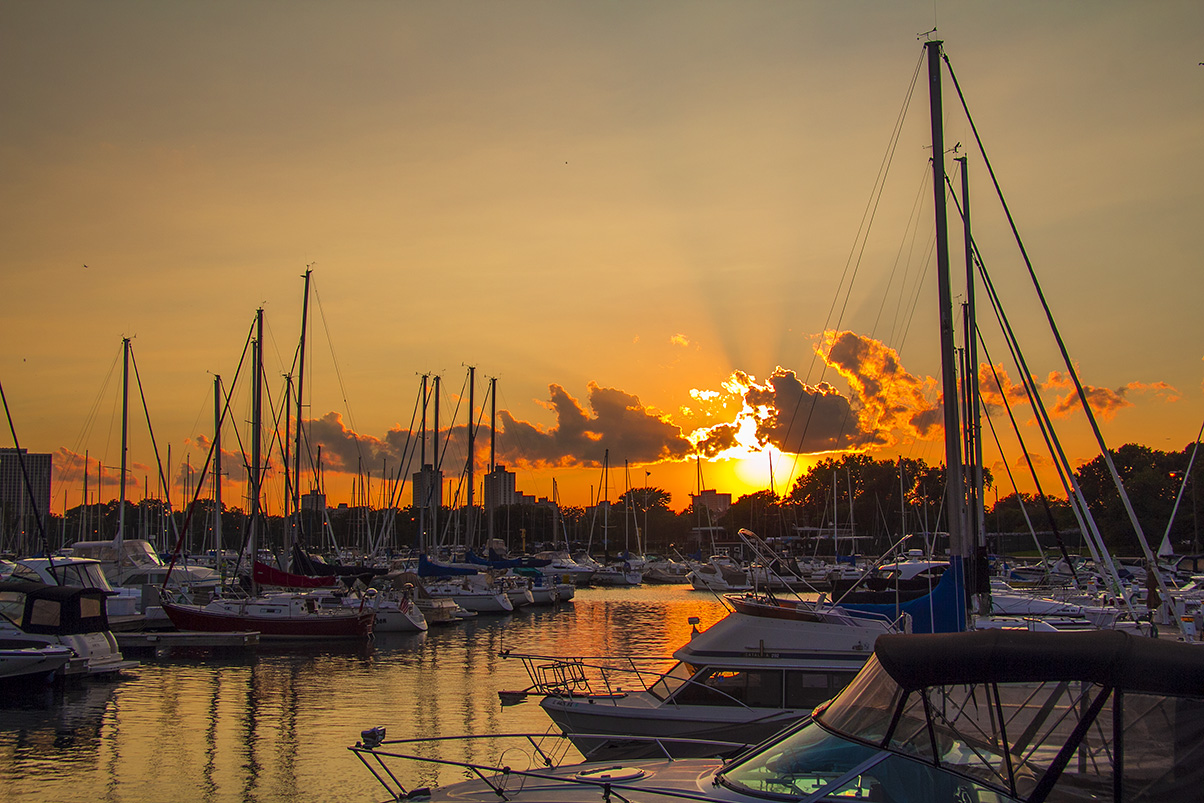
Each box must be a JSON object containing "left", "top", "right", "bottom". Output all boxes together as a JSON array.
[
  {"left": 353, "top": 628, "right": 1204, "bottom": 803},
  {"left": 0, "top": 580, "right": 140, "bottom": 678},
  {"left": 9, "top": 556, "right": 143, "bottom": 621},
  {"left": 510, "top": 597, "right": 900, "bottom": 758}
]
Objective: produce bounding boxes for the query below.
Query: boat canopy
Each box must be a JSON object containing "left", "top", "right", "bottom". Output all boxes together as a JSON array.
[
  {"left": 874, "top": 628, "right": 1204, "bottom": 697},
  {"left": 0, "top": 579, "right": 113, "bottom": 636},
  {"left": 417, "top": 554, "right": 477, "bottom": 577},
  {"left": 465, "top": 550, "right": 551, "bottom": 570}
]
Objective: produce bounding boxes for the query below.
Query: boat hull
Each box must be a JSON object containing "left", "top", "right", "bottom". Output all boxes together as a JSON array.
[{"left": 161, "top": 602, "right": 374, "bottom": 639}]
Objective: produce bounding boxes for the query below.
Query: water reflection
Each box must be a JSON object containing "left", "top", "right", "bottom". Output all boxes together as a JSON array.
[{"left": 0, "top": 586, "right": 726, "bottom": 802}]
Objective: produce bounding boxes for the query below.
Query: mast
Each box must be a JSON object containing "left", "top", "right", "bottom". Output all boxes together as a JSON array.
[
  {"left": 958, "top": 154, "right": 988, "bottom": 612},
  {"left": 251, "top": 308, "right": 264, "bottom": 596},
  {"left": 466, "top": 366, "right": 476, "bottom": 550},
  {"left": 294, "top": 267, "right": 311, "bottom": 543},
  {"left": 117, "top": 337, "right": 130, "bottom": 548},
  {"left": 926, "top": 38, "right": 968, "bottom": 629},
  {"left": 433, "top": 374, "right": 441, "bottom": 547},
  {"left": 213, "top": 374, "right": 223, "bottom": 558},
  {"left": 488, "top": 376, "right": 497, "bottom": 543},
  {"left": 82, "top": 449, "right": 89, "bottom": 541}
]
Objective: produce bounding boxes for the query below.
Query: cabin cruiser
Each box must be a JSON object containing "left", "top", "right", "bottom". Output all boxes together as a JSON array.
[
  {"left": 68, "top": 539, "right": 220, "bottom": 600},
  {"left": 509, "top": 597, "right": 901, "bottom": 759},
  {"left": 353, "top": 628, "right": 1204, "bottom": 803},
  {"left": 0, "top": 580, "right": 139, "bottom": 678},
  {"left": 417, "top": 555, "right": 514, "bottom": 613},
  {"left": 687, "top": 555, "right": 751, "bottom": 592},
  {"left": 532, "top": 551, "right": 597, "bottom": 586},
  {"left": 0, "top": 642, "right": 73, "bottom": 684},
  {"left": 9, "top": 556, "right": 143, "bottom": 620}
]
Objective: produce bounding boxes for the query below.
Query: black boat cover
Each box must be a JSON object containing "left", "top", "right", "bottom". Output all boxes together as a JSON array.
[{"left": 874, "top": 628, "right": 1204, "bottom": 697}]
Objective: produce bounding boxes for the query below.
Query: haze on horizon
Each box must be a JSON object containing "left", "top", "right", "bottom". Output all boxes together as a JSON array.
[{"left": 2, "top": 1, "right": 1201, "bottom": 518}]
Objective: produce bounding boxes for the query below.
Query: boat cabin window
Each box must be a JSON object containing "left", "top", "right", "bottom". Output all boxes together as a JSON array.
[
  {"left": 0, "top": 590, "right": 26, "bottom": 624},
  {"left": 801, "top": 654, "right": 1204, "bottom": 802},
  {"left": 30, "top": 598, "right": 63, "bottom": 627},
  {"left": 720, "top": 719, "right": 1010, "bottom": 802},
  {"left": 785, "top": 671, "right": 859, "bottom": 710},
  {"left": 672, "top": 668, "right": 784, "bottom": 708},
  {"left": 646, "top": 662, "right": 694, "bottom": 701}
]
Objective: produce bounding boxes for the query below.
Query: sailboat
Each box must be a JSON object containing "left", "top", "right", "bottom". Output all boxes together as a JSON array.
[{"left": 161, "top": 306, "right": 374, "bottom": 639}]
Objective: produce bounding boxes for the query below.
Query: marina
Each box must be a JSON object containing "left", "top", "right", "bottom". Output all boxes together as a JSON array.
[
  {"left": 0, "top": 586, "right": 727, "bottom": 803},
  {"left": 2, "top": 6, "right": 1203, "bottom": 803}
]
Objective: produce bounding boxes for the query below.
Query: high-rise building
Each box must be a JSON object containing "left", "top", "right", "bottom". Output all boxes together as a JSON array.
[
  {"left": 0, "top": 447, "right": 52, "bottom": 531},
  {"left": 483, "top": 464, "right": 517, "bottom": 510},
  {"left": 411, "top": 464, "right": 443, "bottom": 510}
]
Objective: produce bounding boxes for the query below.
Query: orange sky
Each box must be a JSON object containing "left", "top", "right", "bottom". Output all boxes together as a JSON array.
[{"left": 2, "top": 2, "right": 1202, "bottom": 519}]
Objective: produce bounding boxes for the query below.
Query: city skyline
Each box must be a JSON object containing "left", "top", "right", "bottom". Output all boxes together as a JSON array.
[{"left": 2, "top": 2, "right": 1201, "bottom": 518}]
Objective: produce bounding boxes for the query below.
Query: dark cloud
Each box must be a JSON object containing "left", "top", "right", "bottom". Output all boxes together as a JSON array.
[{"left": 497, "top": 383, "right": 693, "bottom": 468}]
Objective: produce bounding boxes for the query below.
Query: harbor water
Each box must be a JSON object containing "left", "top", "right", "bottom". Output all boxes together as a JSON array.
[{"left": 0, "top": 586, "right": 728, "bottom": 803}]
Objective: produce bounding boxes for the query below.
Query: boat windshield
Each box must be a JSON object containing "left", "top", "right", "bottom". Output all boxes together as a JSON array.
[
  {"left": 722, "top": 652, "right": 1204, "bottom": 802},
  {"left": 645, "top": 661, "right": 694, "bottom": 702},
  {"left": 53, "top": 563, "right": 115, "bottom": 591},
  {"left": 719, "top": 720, "right": 1013, "bottom": 802}
]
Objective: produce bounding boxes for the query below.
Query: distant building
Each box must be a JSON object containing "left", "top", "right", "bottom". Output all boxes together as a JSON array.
[
  {"left": 0, "top": 447, "right": 52, "bottom": 533},
  {"left": 690, "top": 488, "right": 732, "bottom": 521},
  {"left": 484, "top": 465, "right": 517, "bottom": 510},
  {"left": 411, "top": 464, "right": 443, "bottom": 510},
  {"left": 301, "top": 489, "right": 326, "bottom": 512}
]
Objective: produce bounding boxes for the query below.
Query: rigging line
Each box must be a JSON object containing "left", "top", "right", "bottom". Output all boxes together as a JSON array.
[
  {"left": 977, "top": 346, "right": 1052, "bottom": 569},
  {"left": 310, "top": 278, "right": 369, "bottom": 472},
  {"left": 0, "top": 380, "right": 49, "bottom": 546},
  {"left": 777, "top": 48, "right": 926, "bottom": 497},
  {"left": 876, "top": 161, "right": 935, "bottom": 344},
  {"left": 128, "top": 346, "right": 191, "bottom": 552},
  {"left": 944, "top": 51, "right": 1162, "bottom": 574},
  {"left": 57, "top": 349, "right": 122, "bottom": 511},
  {"left": 978, "top": 328, "right": 1075, "bottom": 576},
  {"left": 949, "top": 174, "right": 1114, "bottom": 571},
  {"left": 969, "top": 223, "right": 1126, "bottom": 600},
  {"left": 1161, "top": 416, "right": 1204, "bottom": 552}
]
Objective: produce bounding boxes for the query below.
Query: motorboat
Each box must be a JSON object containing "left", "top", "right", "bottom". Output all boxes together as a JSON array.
[
  {"left": 417, "top": 554, "right": 514, "bottom": 614},
  {"left": 68, "top": 538, "right": 221, "bottom": 598},
  {"left": 532, "top": 551, "right": 596, "bottom": 586},
  {"left": 640, "top": 556, "right": 692, "bottom": 584},
  {"left": 0, "top": 642, "right": 73, "bottom": 684},
  {"left": 507, "top": 596, "right": 900, "bottom": 759},
  {"left": 687, "top": 555, "right": 751, "bottom": 592},
  {"left": 352, "top": 628, "right": 1204, "bottom": 803},
  {"left": 0, "top": 580, "right": 139, "bottom": 678},
  {"left": 9, "top": 556, "right": 143, "bottom": 621}
]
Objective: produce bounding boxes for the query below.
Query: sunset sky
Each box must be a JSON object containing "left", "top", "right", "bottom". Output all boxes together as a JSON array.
[{"left": 2, "top": 1, "right": 1201, "bottom": 522}]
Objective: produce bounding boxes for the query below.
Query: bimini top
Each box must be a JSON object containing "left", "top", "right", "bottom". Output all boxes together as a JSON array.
[
  {"left": 874, "top": 628, "right": 1204, "bottom": 697},
  {"left": 0, "top": 579, "right": 114, "bottom": 636}
]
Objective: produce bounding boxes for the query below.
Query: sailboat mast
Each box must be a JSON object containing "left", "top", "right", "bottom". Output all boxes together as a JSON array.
[
  {"left": 926, "top": 38, "right": 968, "bottom": 628},
  {"left": 295, "top": 268, "right": 311, "bottom": 539},
  {"left": 213, "top": 375, "right": 223, "bottom": 558},
  {"left": 466, "top": 365, "right": 475, "bottom": 551},
  {"left": 488, "top": 375, "right": 496, "bottom": 543},
  {"left": 251, "top": 308, "right": 264, "bottom": 595},
  {"left": 958, "top": 156, "right": 987, "bottom": 555},
  {"left": 433, "top": 374, "right": 440, "bottom": 547},
  {"left": 117, "top": 337, "right": 130, "bottom": 548}
]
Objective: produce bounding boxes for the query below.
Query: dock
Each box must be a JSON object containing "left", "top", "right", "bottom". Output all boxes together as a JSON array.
[{"left": 116, "top": 630, "right": 260, "bottom": 657}]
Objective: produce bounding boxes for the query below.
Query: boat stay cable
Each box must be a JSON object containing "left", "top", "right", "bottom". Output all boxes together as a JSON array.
[{"left": 944, "top": 51, "right": 1175, "bottom": 613}]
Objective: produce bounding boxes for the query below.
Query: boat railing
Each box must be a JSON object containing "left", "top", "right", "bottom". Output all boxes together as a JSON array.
[
  {"left": 500, "top": 652, "right": 672, "bottom": 701},
  {"left": 499, "top": 652, "right": 794, "bottom": 712},
  {"left": 350, "top": 729, "right": 753, "bottom": 803}
]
